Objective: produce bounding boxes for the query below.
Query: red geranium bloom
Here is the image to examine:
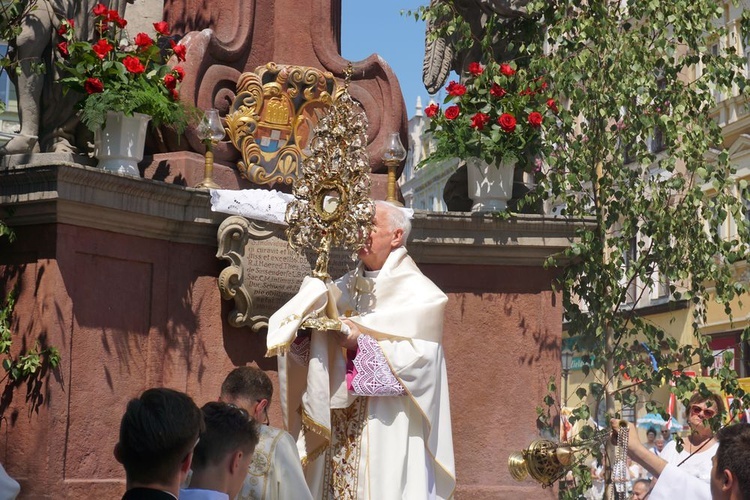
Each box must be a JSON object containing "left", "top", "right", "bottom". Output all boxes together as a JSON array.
[
  {"left": 170, "top": 40, "right": 187, "bottom": 62},
  {"left": 163, "top": 74, "right": 177, "bottom": 90},
  {"left": 134, "top": 33, "right": 153, "bottom": 49},
  {"left": 444, "top": 105, "right": 460, "bottom": 120},
  {"left": 153, "top": 21, "right": 170, "bottom": 36},
  {"left": 57, "top": 42, "right": 69, "bottom": 58},
  {"left": 468, "top": 62, "right": 483, "bottom": 76},
  {"left": 170, "top": 89, "right": 180, "bottom": 101},
  {"left": 115, "top": 17, "right": 127, "bottom": 28},
  {"left": 107, "top": 10, "right": 120, "bottom": 23},
  {"left": 446, "top": 81, "right": 467, "bottom": 97},
  {"left": 490, "top": 84, "right": 506, "bottom": 98},
  {"left": 425, "top": 103, "right": 440, "bottom": 118},
  {"left": 470, "top": 112, "right": 490, "bottom": 130},
  {"left": 498, "top": 113, "right": 517, "bottom": 133},
  {"left": 57, "top": 19, "right": 74, "bottom": 36},
  {"left": 173, "top": 66, "right": 186, "bottom": 81},
  {"left": 84, "top": 77, "right": 104, "bottom": 94},
  {"left": 546, "top": 98, "right": 558, "bottom": 113},
  {"left": 122, "top": 55, "right": 145, "bottom": 74},
  {"left": 500, "top": 63, "right": 516, "bottom": 76},
  {"left": 528, "top": 111, "right": 543, "bottom": 128},
  {"left": 92, "top": 4, "right": 108, "bottom": 16},
  {"left": 92, "top": 39, "right": 113, "bottom": 59}
]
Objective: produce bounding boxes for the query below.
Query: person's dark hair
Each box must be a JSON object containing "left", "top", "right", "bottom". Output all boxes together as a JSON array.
[
  {"left": 221, "top": 366, "right": 273, "bottom": 405},
  {"left": 633, "top": 477, "right": 651, "bottom": 492},
  {"left": 688, "top": 390, "right": 726, "bottom": 415},
  {"left": 716, "top": 423, "right": 750, "bottom": 499},
  {"left": 646, "top": 427, "right": 657, "bottom": 437},
  {"left": 191, "top": 402, "right": 259, "bottom": 470},
  {"left": 117, "top": 388, "right": 204, "bottom": 485}
]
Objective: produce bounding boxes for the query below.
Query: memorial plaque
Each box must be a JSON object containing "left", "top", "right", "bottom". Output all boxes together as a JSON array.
[{"left": 217, "top": 215, "right": 358, "bottom": 332}]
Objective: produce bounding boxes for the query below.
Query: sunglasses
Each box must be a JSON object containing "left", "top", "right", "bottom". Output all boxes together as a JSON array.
[{"left": 690, "top": 405, "right": 717, "bottom": 419}]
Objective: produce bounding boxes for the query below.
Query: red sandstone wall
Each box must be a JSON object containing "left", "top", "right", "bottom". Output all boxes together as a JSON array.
[{"left": 0, "top": 225, "right": 560, "bottom": 498}]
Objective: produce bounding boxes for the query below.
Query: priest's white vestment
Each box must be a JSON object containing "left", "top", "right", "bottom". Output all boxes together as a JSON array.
[{"left": 267, "top": 247, "right": 455, "bottom": 500}]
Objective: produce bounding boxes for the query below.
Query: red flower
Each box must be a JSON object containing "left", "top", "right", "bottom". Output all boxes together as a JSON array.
[
  {"left": 519, "top": 87, "right": 534, "bottom": 96},
  {"left": 170, "top": 40, "right": 187, "bottom": 62},
  {"left": 444, "top": 105, "right": 460, "bottom": 120},
  {"left": 84, "top": 77, "right": 104, "bottom": 94},
  {"left": 170, "top": 88, "right": 180, "bottom": 101},
  {"left": 546, "top": 98, "right": 558, "bottom": 113},
  {"left": 122, "top": 55, "right": 145, "bottom": 74},
  {"left": 115, "top": 17, "right": 127, "bottom": 28},
  {"left": 528, "top": 111, "right": 543, "bottom": 128},
  {"left": 173, "top": 66, "right": 186, "bottom": 81},
  {"left": 163, "top": 74, "right": 177, "bottom": 90},
  {"left": 498, "top": 113, "right": 517, "bottom": 133},
  {"left": 446, "top": 81, "right": 467, "bottom": 97},
  {"left": 57, "top": 19, "right": 74, "bottom": 36},
  {"left": 470, "top": 112, "right": 490, "bottom": 130},
  {"left": 57, "top": 42, "right": 69, "bottom": 58},
  {"left": 468, "top": 62, "right": 483, "bottom": 76},
  {"left": 107, "top": 10, "right": 120, "bottom": 23},
  {"left": 490, "top": 84, "right": 506, "bottom": 98},
  {"left": 500, "top": 63, "right": 516, "bottom": 76},
  {"left": 134, "top": 33, "right": 153, "bottom": 49},
  {"left": 92, "top": 4, "right": 108, "bottom": 16},
  {"left": 153, "top": 21, "right": 170, "bottom": 36},
  {"left": 92, "top": 39, "right": 113, "bottom": 59},
  {"left": 425, "top": 103, "right": 439, "bottom": 118}
]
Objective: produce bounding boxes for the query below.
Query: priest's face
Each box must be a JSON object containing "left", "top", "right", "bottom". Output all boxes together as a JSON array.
[{"left": 358, "top": 206, "right": 402, "bottom": 271}]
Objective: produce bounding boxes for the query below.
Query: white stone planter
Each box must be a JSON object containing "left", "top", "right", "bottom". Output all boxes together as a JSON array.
[
  {"left": 466, "top": 156, "right": 515, "bottom": 212},
  {"left": 94, "top": 111, "right": 150, "bottom": 177}
]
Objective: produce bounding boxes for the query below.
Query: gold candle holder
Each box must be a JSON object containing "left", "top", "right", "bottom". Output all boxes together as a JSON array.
[
  {"left": 195, "top": 108, "right": 225, "bottom": 190},
  {"left": 382, "top": 132, "right": 406, "bottom": 206}
]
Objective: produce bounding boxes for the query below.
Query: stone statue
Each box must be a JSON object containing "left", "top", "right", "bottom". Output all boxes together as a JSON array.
[
  {"left": 422, "top": 0, "right": 537, "bottom": 94},
  {"left": 1, "top": 0, "right": 132, "bottom": 155}
]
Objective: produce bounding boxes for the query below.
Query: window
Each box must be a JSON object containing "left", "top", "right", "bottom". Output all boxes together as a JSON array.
[{"left": 0, "top": 43, "right": 15, "bottom": 107}]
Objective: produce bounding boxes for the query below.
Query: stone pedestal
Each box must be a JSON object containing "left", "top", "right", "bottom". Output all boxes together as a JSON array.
[{"left": 0, "top": 160, "right": 586, "bottom": 497}]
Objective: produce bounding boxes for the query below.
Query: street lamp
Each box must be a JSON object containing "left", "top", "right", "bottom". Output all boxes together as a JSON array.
[{"left": 561, "top": 348, "right": 573, "bottom": 404}]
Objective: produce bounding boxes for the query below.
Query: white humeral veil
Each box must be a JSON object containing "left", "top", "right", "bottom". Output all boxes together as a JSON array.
[{"left": 266, "top": 247, "right": 455, "bottom": 499}]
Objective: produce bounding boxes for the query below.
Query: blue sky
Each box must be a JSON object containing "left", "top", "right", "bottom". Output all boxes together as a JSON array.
[{"left": 341, "top": 0, "right": 435, "bottom": 119}]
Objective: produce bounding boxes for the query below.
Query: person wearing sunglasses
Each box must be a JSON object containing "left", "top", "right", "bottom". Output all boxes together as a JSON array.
[{"left": 657, "top": 392, "right": 725, "bottom": 484}]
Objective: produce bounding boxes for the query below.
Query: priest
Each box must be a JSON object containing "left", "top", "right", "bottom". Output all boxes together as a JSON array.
[{"left": 266, "top": 200, "right": 455, "bottom": 499}]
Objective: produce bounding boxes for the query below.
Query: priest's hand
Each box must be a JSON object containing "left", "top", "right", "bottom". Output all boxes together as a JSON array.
[{"left": 334, "top": 318, "right": 361, "bottom": 351}]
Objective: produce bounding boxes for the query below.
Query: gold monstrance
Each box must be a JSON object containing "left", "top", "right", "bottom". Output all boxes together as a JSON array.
[{"left": 284, "top": 65, "right": 374, "bottom": 330}]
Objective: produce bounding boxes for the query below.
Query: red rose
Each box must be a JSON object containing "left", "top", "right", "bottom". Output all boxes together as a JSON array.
[
  {"left": 153, "top": 21, "right": 170, "bottom": 36},
  {"left": 498, "top": 113, "right": 517, "bottom": 132},
  {"left": 468, "top": 62, "right": 483, "bottom": 76},
  {"left": 444, "top": 105, "right": 460, "bottom": 120},
  {"left": 122, "top": 55, "right": 145, "bottom": 74},
  {"left": 170, "top": 40, "right": 187, "bottom": 62},
  {"left": 84, "top": 77, "right": 104, "bottom": 94},
  {"left": 107, "top": 10, "right": 120, "bottom": 23},
  {"left": 115, "top": 17, "right": 127, "bottom": 28},
  {"left": 425, "top": 103, "right": 439, "bottom": 118},
  {"left": 470, "top": 112, "right": 490, "bottom": 130},
  {"left": 170, "top": 88, "right": 180, "bottom": 101},
  {"left": 57, "top": 42, "right": 69, "bottom": 57},
  {"left": 446, "top": 81, "right": 467, "bottom": 97},
  {"left": 92, "top": 39, "right": 113, "bottom": 59},
  {"left": 528, "top": 111, "right": 543, "bottom": 128},
  {"left": 57, "top": 19, "right": 74, "bottom": 36},
  {"left": 490, "top": 84, "right": 506, "bottom": 98},
  {"left": 134, "top": 33, "right": 153, "bottom": 49},
  {"left": 173, "top": 66, "right": 186, "bottom": 81},
  {"left": 500, "top": 63, "right": 516, "bottom": 76},
  {"left": 163, "top": 74, "right": 177, "bottom": 90},
  {"left": 546, "top": 98, "right": 558, "bottom": 113},
  {"left": 92, "top": 4, "right": 108, "bottom": 16}
]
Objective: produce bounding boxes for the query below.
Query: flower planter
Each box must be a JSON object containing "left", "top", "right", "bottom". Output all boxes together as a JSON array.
[
  {"left": 94, "top": 111, "right": 150, "bottom": 177},
  {"left": 466, "top": 156, "right": 515, "bottom": 212}
]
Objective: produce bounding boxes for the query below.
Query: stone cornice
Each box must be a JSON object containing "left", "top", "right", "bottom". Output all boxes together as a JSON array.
[
  {"left": 408, "top": 211, "right": 593, "bottom": 266},
  {"left": 1, "top": 158, "right": 225, "bottom": 245}
]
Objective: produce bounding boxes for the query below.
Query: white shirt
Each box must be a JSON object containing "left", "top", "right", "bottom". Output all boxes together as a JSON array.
[{"left": 658, "top": 439, "right": 718, "bottom": 484}]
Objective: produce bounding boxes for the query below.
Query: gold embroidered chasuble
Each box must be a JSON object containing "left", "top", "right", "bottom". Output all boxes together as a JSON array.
[{"left": 267, "top": 247, "right": 456, "bottom": 499}]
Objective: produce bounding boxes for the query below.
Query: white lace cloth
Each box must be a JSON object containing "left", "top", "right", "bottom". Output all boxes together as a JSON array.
[
  {"left": 210, "top": 188, "right": 294, "bottom": 226},
  {"left": 210, "top": 188, "right": 415, "bottom": 226}
]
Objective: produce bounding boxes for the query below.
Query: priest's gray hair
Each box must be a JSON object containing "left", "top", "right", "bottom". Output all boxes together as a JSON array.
[{"left": 375, "top": 200, "right": 412, "bottom": 246}]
